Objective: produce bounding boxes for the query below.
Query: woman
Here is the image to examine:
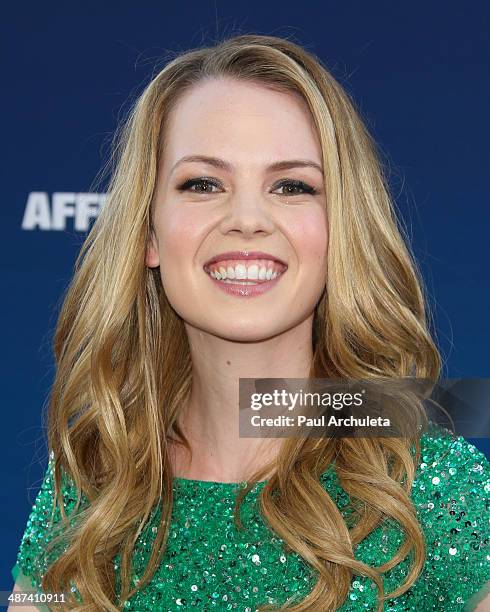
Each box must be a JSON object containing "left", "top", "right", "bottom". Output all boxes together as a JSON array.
[{"left": 10, "top": 34, "right": 489, "bottom": 611}]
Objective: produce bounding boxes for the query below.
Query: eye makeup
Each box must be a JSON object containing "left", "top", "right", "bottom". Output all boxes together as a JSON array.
[{"left": 176, "top": 177, "right": 318, "bottom": 196}]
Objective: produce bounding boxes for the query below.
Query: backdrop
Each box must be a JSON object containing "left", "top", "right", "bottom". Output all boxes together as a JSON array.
[{"left": 3, "top": 1, "right": 489, "bottom": 593}]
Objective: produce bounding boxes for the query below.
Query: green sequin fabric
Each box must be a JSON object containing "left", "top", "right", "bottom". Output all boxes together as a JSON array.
[{"left": 12, "top": 423, "right": 490, "bottom": 611}]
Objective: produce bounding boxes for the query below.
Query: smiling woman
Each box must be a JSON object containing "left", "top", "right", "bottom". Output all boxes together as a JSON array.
[{"left": 10, "top": 34, "right": 490, "bottom": 611}]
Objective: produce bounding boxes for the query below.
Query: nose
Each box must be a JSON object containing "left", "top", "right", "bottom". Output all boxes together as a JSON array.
[{"left": 217, "top": 192, "right": 275, "bottom": 238}]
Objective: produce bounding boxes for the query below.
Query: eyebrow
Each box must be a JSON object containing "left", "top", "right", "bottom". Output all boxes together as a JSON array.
[{"left": 170, "top": 155, "right": 324, "bottom": 177}]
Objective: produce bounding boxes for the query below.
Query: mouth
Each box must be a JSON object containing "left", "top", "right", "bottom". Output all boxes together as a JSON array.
[
  {"left": 202, "top": 250, "right": 288, "bottom": 297},
  {"left": 203, "top": 251, "right": 287, "bottom": 282}
]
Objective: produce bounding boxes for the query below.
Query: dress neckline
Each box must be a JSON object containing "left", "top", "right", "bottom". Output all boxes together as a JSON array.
[
  {"left": 172, "top": 475, "right": 267, "bottom": 488},
  {"left": 172, "top": 462, "right": 336, "bottom": 488}
]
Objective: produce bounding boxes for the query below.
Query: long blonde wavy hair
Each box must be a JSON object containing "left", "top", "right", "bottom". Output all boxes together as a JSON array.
[{"left": 40, "top": 33, "right": 441, "bottom": 611}]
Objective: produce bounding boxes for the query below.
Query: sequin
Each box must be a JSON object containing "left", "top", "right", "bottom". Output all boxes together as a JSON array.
[{"left": 12, "top": 423, "right": 490, "bottom": 610}]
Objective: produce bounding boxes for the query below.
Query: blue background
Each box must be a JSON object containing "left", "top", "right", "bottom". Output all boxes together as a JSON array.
[{"left": 2, "top": 1, "right": 489, "bottom": 592}]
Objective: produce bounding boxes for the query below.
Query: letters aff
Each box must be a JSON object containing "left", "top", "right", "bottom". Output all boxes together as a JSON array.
[{"left": 21, "top": 192, "right": 107, "bottom": 231}]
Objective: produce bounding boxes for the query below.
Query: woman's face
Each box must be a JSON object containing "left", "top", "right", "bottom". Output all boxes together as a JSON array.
[{"left": 147, "top": 77, "right": 328, "bottom": 342}]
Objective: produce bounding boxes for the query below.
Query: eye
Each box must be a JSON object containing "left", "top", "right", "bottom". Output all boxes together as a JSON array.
[
  {"left": 176, "top": 177, "right": 318, "bottom": 197},
  {"left": 177, "top": 177, "right": 223, "bottom": 194},
  {"left": 273, "top": 179, "right": 317, "bottom": 196}
]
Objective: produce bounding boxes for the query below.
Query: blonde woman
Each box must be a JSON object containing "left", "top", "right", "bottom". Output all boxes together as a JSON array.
[{"left": 10, "top": 34, "right": 490, "bottom": 611}]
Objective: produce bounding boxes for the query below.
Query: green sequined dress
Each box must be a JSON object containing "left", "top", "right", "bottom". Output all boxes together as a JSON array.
[{"left": 11, "top": 423, "right": 490, "bottom": 611}]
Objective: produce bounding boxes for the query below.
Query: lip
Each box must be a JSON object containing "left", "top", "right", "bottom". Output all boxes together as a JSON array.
[
  {"left": 203, "top": 250, "right": 288, "bottom": 268},
  {"left": 206, "top": 272, "right": 285, "bottom": 298}
]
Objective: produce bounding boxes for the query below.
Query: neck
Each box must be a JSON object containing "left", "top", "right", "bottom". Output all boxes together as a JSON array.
[{"left": 170, "top": 315, "right": 314, "bottom": 483}]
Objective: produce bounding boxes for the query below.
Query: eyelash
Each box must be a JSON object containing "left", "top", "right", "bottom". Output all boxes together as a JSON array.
[{"left": 176, "top": 177, "right": 317, "bottom": 196}]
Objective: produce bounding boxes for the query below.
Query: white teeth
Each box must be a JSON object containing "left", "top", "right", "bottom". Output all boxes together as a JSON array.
[
  {"left": 207, "top": 261, "right": 285, "bottom": 282},
  {"left": 235, "top": 264, "right": 247, "bottom": 280},
  {"left": 247, "top": 264, "right": 259, "bottom": 280}
]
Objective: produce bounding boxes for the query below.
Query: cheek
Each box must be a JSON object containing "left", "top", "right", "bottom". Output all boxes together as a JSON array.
[
  {"left": 159, "top": 206, "right": 209, "bottom": 261},
  {"left": 289, "top": 209, "right": 328, "bottom": 264}
]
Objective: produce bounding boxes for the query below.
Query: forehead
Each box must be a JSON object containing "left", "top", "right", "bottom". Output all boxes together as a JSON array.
[{"left": 161, "top": 78, "right": 322, "bottom": 172}]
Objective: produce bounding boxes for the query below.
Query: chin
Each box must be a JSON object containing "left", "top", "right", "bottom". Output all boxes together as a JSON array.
[{"left": 190, "top": 316, "right": 291, "bottom": 343}]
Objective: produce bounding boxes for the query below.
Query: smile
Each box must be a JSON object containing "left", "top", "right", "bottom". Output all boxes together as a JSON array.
[{"left": 203, "top": 258, "right": 288, "bottom": 297}]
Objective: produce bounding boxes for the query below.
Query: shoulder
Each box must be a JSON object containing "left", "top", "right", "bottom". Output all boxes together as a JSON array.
[
  {"left": 410, "top": 422, "right": 490, "bottom": 609},
  {"left": 319, "top": 425, "right": 489, "bottom": 609},
  {"left": 412, "top": 421, "right": 489, "bottom": 511},
  {"left": 412, "top": 420, "right": 489, "bottom": 493},
  {"left": 13, "top": 451, "right": 85, "bottom": 592}
]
